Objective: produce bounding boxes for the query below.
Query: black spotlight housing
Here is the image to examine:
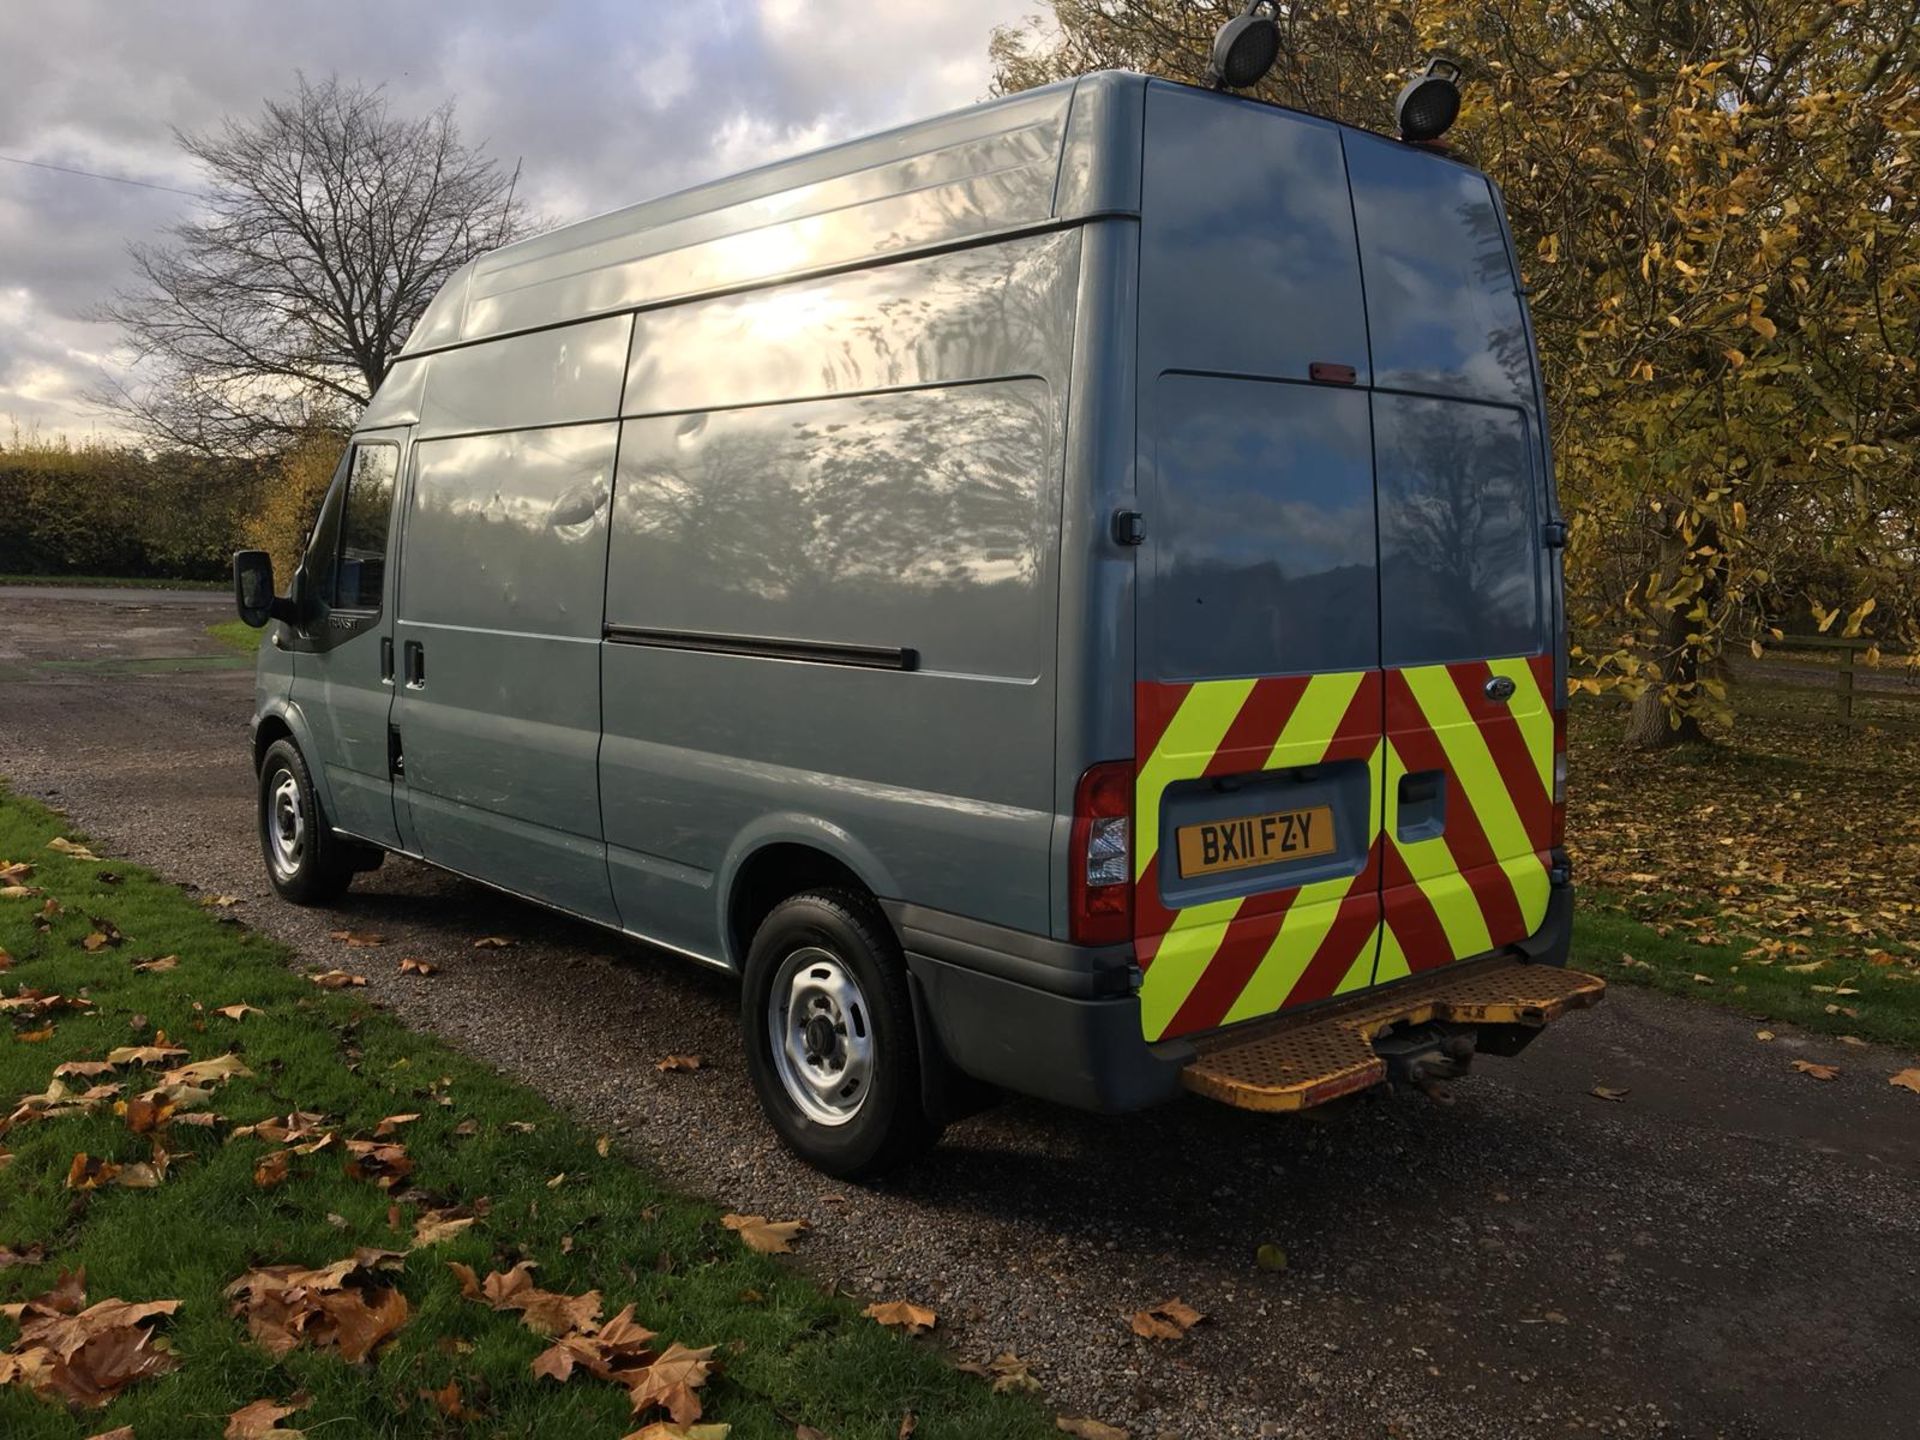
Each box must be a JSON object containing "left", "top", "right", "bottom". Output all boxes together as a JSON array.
[
  {"left": 1395, "top": 56, "right": 1463, "bottom": 143},
  {"left": 1207, "top": 1, "right": 1281, "bottom": 91}
]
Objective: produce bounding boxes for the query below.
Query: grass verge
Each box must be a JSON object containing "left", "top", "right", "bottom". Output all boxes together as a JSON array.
[
  {"left": 0, "top": 575, "right": 226, "bottom": 592},
  {"left": 1574, "top": 890, "right": 1920, "bottom": 1051},
  {"left": 0, "top": 788, "right": 1054, "bottom": 1440},
  {"left": 205, "top": 619, "right": 261, "bottom": 656}
]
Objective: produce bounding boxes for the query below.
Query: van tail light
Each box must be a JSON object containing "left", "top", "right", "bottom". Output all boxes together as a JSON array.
[
  {"left": 1070, "top": 761, "right": 1133, "bottom": 946},
  {"left": 1549, "top": 701, "right": 1568, "bottom": 850}
]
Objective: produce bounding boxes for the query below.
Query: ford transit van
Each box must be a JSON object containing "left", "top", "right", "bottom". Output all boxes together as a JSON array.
[{"left": 233, "top": 71, "right": 1602, "bottom": 1177}]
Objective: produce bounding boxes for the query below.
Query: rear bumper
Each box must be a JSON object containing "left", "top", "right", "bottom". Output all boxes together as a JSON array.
[{"left": 885, "top": 873, "right": 1577, "bottom": 1115}]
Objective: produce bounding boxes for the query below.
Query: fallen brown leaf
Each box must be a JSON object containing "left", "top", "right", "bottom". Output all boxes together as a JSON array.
[
  {"left": 956, "top": 1351, "right": 1042, "bottom": 1395},
  {"left": 452, "top": 1260, "right": 602, "bottom": 1336},
  {"left": 215, "top": 1004, "right": 264, "bottom": 1022},
  {"left": 225, "top": 1393, "right": 312, "bottom": 1438},
  {"left": 621, "top": 1425, "right": 733, "bottom": 1440},
  {"left": 472, "top": 936, "right": 515, "bottom": 949},
  {"left": 1791, "top": 1059, "right": 1840, "bottom": 1081},
  {"left": 1889, "top": 1068, "right": 1920, "bottom": 1094},
  {"left": 1056, "top": 1418, "right": 1129, "bottom": 1440},
  {"left": 343, "top": 1139, "right": 413, "bottom": 1190},
  {"left": 308, "top": 969, "right": 366, "bottom": 989},
  {"left": 48, "top": 837, "right": 101, "bottom": 860},
  {"left": 398, "top": 957, "right": 437, "bottom": 976},
  {"left": 419, "top": 1379, "right": 482, "bottom": 1420},
  {"left": 863, "top": 1299, "right": 936, "bottom": 1335},
  {"left": 373, "top": 1112, "right": 419, "bottom": 1138},
  {"left": 410, "top": 1209, "right": 477, "bottom": 1250},
  {"left": 0, "top": 1270, "right": 179, "bottom": 1407},
  {"left": 721, "top": 1214, "right": 809, "bottom": 1255},
  {"left": 106, "top": 1044, "right": 188, "bottom": 1068},
  {"left": 1589, "top": 1085, "right": 1630, "bottom": 1102},
  {"left": 655, "top": 1055, "right": 703, "bottom": 1073},
  {"left": 254, "top": 1151, "right": 292, "bottom": 1189},
  {"left": 328, "top": 931, "right": 386, "bottom": 947},
  {"left": 132, "top": 955, "right": 178, "bottom": 973},
  {"left": 627, "top": 1341, "right": 717, "bottom": 1426},
  {"left": 225, "top": 1248, "right": 409, "bottom": 1362},
  {"left": 1128, "top": 1297, "right": 1204, "bottom": 1341}
]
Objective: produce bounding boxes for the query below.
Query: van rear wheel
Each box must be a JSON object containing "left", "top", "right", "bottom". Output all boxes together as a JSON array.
[
  {"left": 741, "top": 889, "right": 942, "bottom": 1179},
  {"left": 257, "top": 738, "right": 358, "bottom": 905}
]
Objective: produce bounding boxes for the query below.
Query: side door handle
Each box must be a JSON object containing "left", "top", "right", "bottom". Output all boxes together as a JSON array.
[{"left": 403, "top": 640, "right": 425, "bottom": 688}]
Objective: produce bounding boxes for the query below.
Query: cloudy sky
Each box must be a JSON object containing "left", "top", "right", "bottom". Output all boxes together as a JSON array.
[{"left": 0, "top": 0, "right": 1043, "bottom": 443}]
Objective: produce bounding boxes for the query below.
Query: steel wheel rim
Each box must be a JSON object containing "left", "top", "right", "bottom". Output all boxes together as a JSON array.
[
  {"left": 267, "top": 770, "right": 306, "bottom": 880},
  {"left": 767, "top": 945, "right": 873, "bottom": 1126}
]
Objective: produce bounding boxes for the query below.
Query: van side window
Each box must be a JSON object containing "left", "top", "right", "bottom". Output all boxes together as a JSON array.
[
  {"left": 323, "top": 443, "right": 398, "bottom": 612},
  {"left": 1376, "top": 394, "right": 1541, "bottom": 665}
]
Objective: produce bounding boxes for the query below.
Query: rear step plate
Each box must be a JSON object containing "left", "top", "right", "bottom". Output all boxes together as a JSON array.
[{"left": 1181, "top": 958, "right": 1605, "bottom": 1112}]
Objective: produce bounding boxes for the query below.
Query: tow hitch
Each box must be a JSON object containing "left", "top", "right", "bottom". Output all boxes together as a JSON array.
[{"left": 1373, "top": 1020, "right": 1480, "bottom": 1103}]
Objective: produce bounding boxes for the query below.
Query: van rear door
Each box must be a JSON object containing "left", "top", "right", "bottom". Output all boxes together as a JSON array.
[
  {"left": 1131, "top": 85, "right": 1386, "bottom": 1045},
  {"left": 1342, "top": 132, "right": 1559, "bottom": 989}
]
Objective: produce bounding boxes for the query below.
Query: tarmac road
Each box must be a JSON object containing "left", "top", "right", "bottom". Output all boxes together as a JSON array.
[{"left": 3, "top": 584, "right": 1917, "bottom": 1440}]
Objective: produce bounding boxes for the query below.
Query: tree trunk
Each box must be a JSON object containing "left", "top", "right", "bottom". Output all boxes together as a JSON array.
[{"left": 1623, "top": 522, "right": 1713, "bottom": 752}]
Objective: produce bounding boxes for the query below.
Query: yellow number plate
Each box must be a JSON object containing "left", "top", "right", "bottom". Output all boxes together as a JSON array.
[{"left": 1176, "top": 805, "right": 1336, "bottom": 878}]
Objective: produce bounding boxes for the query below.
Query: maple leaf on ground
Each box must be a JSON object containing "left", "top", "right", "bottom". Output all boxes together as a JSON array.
[
  {"left": 0, "top": 1270, "right": 180, "bottom": 1408},
  {"left": 159, "top": 1053, "right": 253, "bottom": 1088},
  {"left": 627, "top": 1341, "right": 717, "bottom": 1425},
  {"left": 225, "top": 1249, "right": 409, "bottom": 1362},
  {"left": 328, "top": 930, "right": 387, "bottom": 947},
  {"left": 410, "top": 1209, "right": 477, "bottom": 1250},
  {"left": 1791, "top": 1059, "right": 1841, "bottom": 1081},
  {"left": 420, "top": 1379, "right": 482, "bottom": 1419},
  {"left": 1128, "top": 1297, "right": 1204, "bottom": 1341},
  {"left": 1889, "top": 1069, "right": 1920, "bottom": 1094},
  {"left": 343, "top": 1139, "right": 414, "bottom": 1190},
  {"left": 956, "top": 1351, "right": 1042, "bottom": 1395},
  {"left": 48, "top": 837, "right": 101, "bottom": 860},
  {"left": 309, "top": 969, "right": 366, "bottom": 990},
  {"left": 132, "top": 954, "right": 178, "bottom": 973},
  {"left": 863, "top": 1300, "right": 936, "bottom": 1335},
  {"left": 1056, "top": 1418, "right": 1129, "bottom": 1440},
  {"left": 399, "top": 957, "right": 438, "bottom": 976},
  {"left": 215, "top": 1003, "right": 265, "bottom": 1021},
  {"left": 106, "top": 1044, "right": 188, "bottom": 1068},
  {"left": 655, "top": 1055, "right": 703, "bottom": 1073},
  {"left": 720, "top": 1214, "right": 809, "bottom": 1255},
  {"left": 85, "top": 1429, "right": 135, "bottom": 1440},
  {"left": 620, "top": 1425, "right": 734, "bottom": 1440},
  {"left": 225, "top": 1393, "right": 312, "bottom": 1438},
  {"left": 450, "top": 1260, "right": 602, "bottom": 1337},
  {"left": 254, "top": 1151, "right": 293, "bottom": 1189},
  {"left": 472, "top": 936, "right": 515, "bottom": 948},
  {"left": 373, "top": 1112, "right": 419, "bottom": 1138}
]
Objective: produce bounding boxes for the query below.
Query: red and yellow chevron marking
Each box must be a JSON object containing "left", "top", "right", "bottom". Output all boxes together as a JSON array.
[
  {"left": 1377, "top": 656, "right": 1554, "bottom": 986},
  {"left": 1134, "top": 655, "right": 1557, "bottom": 1044},
  {"left": 1134, "top": 671, "right": 1384, "bottom": 1043}
]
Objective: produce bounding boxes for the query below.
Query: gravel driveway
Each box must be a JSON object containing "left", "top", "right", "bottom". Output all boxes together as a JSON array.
[{"left": 4, "top": 585, "right": 1918, "bottom": 1440}]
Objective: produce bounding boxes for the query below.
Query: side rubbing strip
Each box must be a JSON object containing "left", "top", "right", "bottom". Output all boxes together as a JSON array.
[{"left": 603, "top": 625, "right": 918, "bottom": 671}]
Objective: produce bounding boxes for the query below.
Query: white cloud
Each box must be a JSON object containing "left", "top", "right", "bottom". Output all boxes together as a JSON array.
[{"left": 0, "top": 0, "right": 1038, "bottom": 443}]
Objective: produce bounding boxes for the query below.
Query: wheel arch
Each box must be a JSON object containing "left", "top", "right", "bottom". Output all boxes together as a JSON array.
[
  {"left": 719, "top": 817, "right": 900, "bottom": 970},
  {"left": 251, "top": 701, "right": 338, "bottom": 816}
]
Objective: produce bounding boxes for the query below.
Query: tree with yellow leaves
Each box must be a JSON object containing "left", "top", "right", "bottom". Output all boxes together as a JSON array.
[{"left": 993, "top": 0, "right": 1919, "bottom": 747}]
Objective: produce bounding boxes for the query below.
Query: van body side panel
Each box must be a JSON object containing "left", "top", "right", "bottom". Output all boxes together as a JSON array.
[
  {"left": 599, "top": 233, "right": 1082, "bottom": 956},
  {"left": 1132, "top": 84, "right": 1386, "bottom": 1043},
  {"left": 389, "top": 312, "right": 628, "bottom": 924}
]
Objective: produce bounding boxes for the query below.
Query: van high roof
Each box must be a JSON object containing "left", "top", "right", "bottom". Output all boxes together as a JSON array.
[{"left": 401, "top": 70, "right": 1482, "bottom": 358}]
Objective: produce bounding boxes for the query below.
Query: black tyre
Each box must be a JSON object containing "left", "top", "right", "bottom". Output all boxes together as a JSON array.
[
  {"left": 741, "top": 889, "right": 943, "bottom": 1179},
  {"left": 257, "top": 737, "right": 358, "bottom": 905}
]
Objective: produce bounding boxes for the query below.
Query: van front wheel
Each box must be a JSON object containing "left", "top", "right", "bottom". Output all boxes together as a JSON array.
[
  {"left": 741, "top": 890, "right": 942, "bottom": 1179},
  {"left": 257, "top": 738, "right": 356, "bottom": 905}
]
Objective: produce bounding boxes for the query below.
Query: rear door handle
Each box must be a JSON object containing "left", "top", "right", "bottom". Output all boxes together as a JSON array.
[{"left": 403, "top": 640, "right": 425, "bottom": 688}]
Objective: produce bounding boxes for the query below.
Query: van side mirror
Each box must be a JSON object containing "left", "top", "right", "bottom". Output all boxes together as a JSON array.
[{"left": 233, "top": 550, "right": 298, "bottom": 629}]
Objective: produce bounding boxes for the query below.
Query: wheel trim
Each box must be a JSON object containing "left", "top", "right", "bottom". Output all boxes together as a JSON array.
[
  {"left": 266, "top": 770, "right": 306, "bottom": 880},
  {"left": 767, "top": 945, "right": 874, "bottom": 1127}
]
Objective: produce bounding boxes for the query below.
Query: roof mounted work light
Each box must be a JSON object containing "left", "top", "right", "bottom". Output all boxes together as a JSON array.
[
  {"left": 1395, "top": 56, "right": 1463, "bottom": 143},
  {"left": 1206, "top": 1, "right": 1281, "bottom": 91}
]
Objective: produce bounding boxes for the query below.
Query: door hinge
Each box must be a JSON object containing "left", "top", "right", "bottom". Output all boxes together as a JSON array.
[
  {"left": 1543, "top": 519, "right": 1568, "bottom": 549},
  {"left": 1112, "top": 509, "right": 1146, "bottom": 546}
]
